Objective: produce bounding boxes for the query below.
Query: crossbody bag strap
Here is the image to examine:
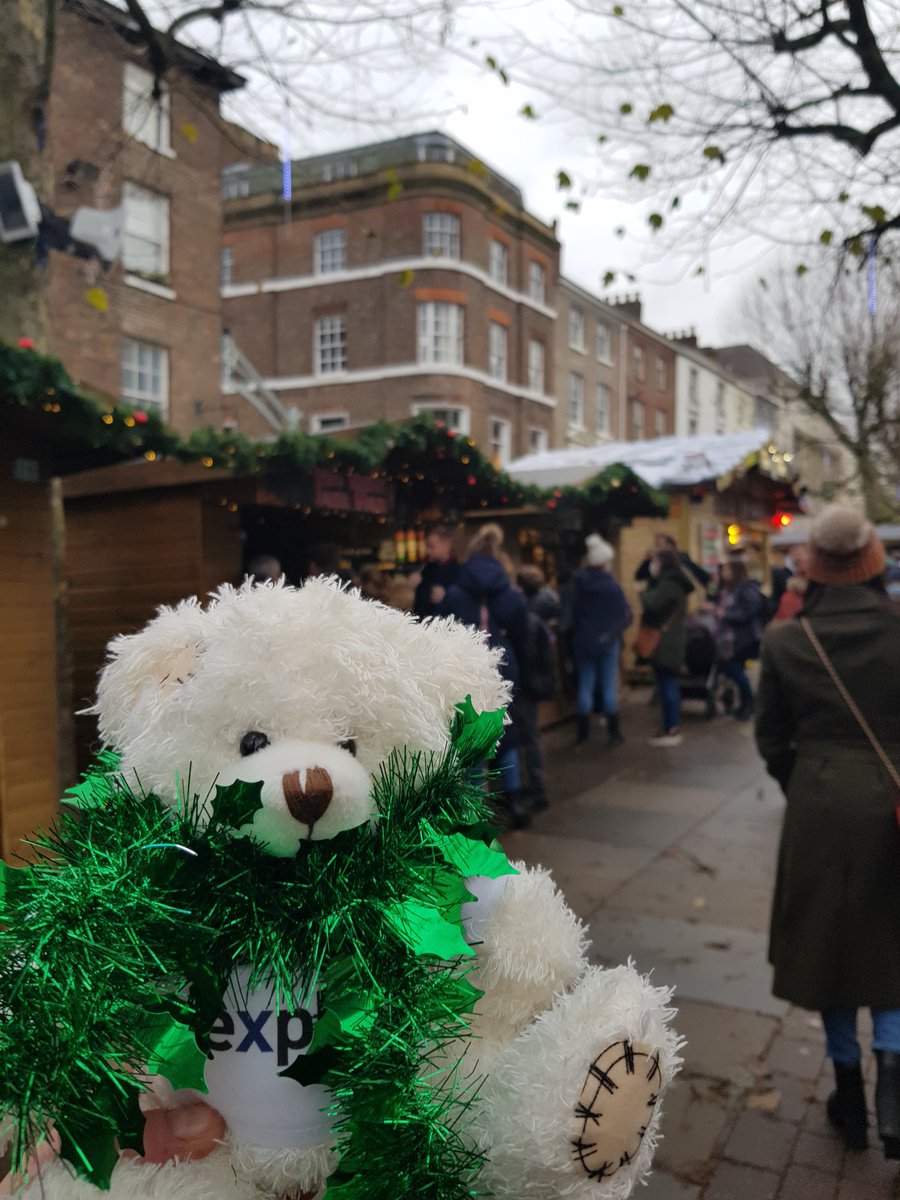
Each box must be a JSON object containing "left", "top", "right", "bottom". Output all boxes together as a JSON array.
[{"left": 800, "top": 617, "right": 900, "bottom": 792}]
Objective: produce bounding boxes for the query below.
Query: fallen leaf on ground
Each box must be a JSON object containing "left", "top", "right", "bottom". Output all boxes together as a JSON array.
[{"left": 746, "top": 1090, "right": 781, "bottom": 1112}]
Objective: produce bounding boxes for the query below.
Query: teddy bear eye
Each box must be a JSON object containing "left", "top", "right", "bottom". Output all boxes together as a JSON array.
[
  {"left": 339, "top": 738, "right": 357, "bottom": 757},
  {"left": 240, "top": 731, "right": 270, "bottom": 757}
]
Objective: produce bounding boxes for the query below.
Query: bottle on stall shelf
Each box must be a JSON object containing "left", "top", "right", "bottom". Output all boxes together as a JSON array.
[
  {"left": 406, "top": 530, "right": 418, "bottom": 564},
  {"left": 394, "top": 529, "right": 407, "bottom": 565}
]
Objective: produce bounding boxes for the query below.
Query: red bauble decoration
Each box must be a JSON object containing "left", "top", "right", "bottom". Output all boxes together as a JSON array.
[
  {"left": 466, "top": 475, "right": 477, "bottom": 486},
  {"left": 133, "top": 411, "right": 149, "bottom": 425},
  {"left": 446, "top": 429, "right": 457, "bottom": 439},
  {"left": 547, "top": 499, "right": 558, "bottom": 510},
  {"left": 17, "top": 337, "right": 36, "bottom": 350}
]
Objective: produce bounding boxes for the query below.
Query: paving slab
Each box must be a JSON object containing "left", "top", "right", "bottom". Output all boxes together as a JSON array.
[{"left": 585, "top": 911, "right": 789, "bottom": 1018}]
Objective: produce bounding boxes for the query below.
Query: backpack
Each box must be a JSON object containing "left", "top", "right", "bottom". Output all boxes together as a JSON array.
[{"left": 521, "top": 609, "right": 555, "bottom": 701}]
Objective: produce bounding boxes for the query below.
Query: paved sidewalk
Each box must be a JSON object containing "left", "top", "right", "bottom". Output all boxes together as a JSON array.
[{"left": 501, "top": 693, "right": 900, "bottom": 1200}]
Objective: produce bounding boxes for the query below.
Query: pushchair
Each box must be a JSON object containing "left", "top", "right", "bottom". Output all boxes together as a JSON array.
[{"left": 678, "top": 613, "right": 721, "bottom": 719}]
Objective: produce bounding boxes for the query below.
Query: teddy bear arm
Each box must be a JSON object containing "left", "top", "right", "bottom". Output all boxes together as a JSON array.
[{"left": 464, "top": 865, "right": 588, "bottom": 1041}]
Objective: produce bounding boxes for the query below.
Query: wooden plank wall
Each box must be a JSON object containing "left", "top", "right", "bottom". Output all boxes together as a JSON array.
[
  {"left": 66, "top": 488, "right": 242, "bottom": 771},
  {"left": 0, "top": 459, "right": 59, "bottom": 858}
]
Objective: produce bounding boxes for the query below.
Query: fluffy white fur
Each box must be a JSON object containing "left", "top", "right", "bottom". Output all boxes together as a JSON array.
[
  {"left": 14, "top": 580, "right": 680, "bottom": 1199},
  {"left": 810, "top": 504, "right": 872, "bottom": 554}
]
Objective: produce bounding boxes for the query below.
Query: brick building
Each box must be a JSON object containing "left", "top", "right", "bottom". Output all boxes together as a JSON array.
[
  {"left": 554, "top": 278, "right": 622, "bottom": 446},
  {"left": 45, "top": 0, "right": 248, "bottom": 433},
  {"left": 221, "top": 132, "right": 560, "bottom": 461}
]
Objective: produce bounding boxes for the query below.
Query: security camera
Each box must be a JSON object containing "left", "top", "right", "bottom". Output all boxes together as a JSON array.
[{"left": 0, "top": 161, "right": 41, "bottom": 243}]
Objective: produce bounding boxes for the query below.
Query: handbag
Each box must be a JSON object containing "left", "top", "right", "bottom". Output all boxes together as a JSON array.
[
  {"left": 800, "top": 617, "right": 900, "bottom": 821},
  {"left": 633, "top": 624, "right": 661, "bottom": 661}
]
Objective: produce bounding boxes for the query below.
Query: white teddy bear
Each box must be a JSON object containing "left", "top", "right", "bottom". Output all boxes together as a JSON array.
[{"left": 6, "top": 579, "right": 680, "bottom": 1200}]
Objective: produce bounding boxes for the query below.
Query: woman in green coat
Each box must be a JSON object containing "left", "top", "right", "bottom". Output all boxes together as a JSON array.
[
  {"left": 756, "top": 506, "right": 900, "bottom": 1160},
  {"left": 639, "top": 548, "right": 694, "bottom": 747}
]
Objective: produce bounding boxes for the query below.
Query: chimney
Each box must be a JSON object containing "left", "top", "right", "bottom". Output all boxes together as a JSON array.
[{"left": 612, "top": 292, "right": 642, "bottom": 320}]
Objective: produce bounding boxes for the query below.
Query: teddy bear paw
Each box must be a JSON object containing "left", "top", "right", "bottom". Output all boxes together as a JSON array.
[{"left": 475, "top": 963, "right": 682, "bottom": 1199}]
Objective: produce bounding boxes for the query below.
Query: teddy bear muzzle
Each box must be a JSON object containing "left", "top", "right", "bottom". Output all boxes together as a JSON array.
[{"left": 282, "top": 766, "right": 333, "bottom": 829}]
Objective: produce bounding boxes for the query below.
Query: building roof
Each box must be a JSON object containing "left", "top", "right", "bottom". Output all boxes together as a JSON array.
[
  {"left": 712, "top": 344, "right": 796, "bottom": 393},
  {"left": 224, "top": 130, "right": 526, "bottom": 210},
  {"left": 67, "top": 0, "right": 245, "bottom": 91},
  {"left": 506, "top": 429, "right": 781, "bottom": 490}
]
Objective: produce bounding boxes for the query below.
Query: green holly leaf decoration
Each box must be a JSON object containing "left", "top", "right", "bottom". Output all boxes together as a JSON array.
[
  {"left": 428, "top": 830, "right": 516, "bottom": 881},
  {"left": 145, "top": 1018, "right": 209, "bottom": 1094},
  {"left": 64, "top": 749, "right": 122, "bottom": 810},
  {"left": 450, "top": 697, "right": 505, "bottom": 767},
  {"left": 279, "top": 1045, "right": 340, "bottom": 1087},
  {"left": 57, "top": 1125, "right": 120, "bottom": 1190},
  {"left": 384, "top": 898, "right": 473, "bottom": 960},
  {"left": 209, "top": 779, "right": 264, "bottom": 831}
]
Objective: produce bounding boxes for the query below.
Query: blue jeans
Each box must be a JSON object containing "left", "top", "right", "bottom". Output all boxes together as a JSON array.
[
  {"left": 822, "top": 1007, "right": 900, "bottom": 1066},
  {"left": 493, "top": 742, "right": 522, "bottom": 793},
  {"left": 576, "top": 640, "right": 620, "bottom": 717},
  {"left": 652, "top": 663, "right": 681, "bottom": 733},
  {"left": 719, "top": 656, "right": 753, "bottom": 709}
]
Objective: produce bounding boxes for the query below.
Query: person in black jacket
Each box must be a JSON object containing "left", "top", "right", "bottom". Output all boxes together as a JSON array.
[
  {"left": 561, "top": 534, "right": 633, "bottom": 745},
  {"left": 715, "top": 559, "right": 765, "bottom": 720},
  {"left": 438, "top": 524, "right": 530, "bottom": 827},
  {"left": 413, "top": 525, "right": 460, "bottom": 619}
]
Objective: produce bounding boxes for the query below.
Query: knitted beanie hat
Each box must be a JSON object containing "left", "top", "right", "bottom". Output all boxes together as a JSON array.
[
  {"left": 806, "top": 505, "right": 885, "bottom": 585},
  {"left": 585, "top": 533, "right": 615, "bottom": 567}
]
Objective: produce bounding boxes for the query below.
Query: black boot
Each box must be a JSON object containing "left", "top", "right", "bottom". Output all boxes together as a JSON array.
[
  {"left": 607, "top": 713, "right": 624, "bottom": 745},
  {"left": 576, "top": 714, "right": 590, "bottom": 744},
  {"left": 875, "top": 1051, "right": 900, "bottom": 1158},
  {"left": 504, "top": 789, "right": 531, "bottom": 831},
  {"left": 826, "top": 1060, "right": 868, "bottom": 1151}
]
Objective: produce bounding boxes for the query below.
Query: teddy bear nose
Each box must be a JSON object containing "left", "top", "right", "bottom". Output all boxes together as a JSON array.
[{"left": 282, "top": 767, "right": 333, "bottom": 827}]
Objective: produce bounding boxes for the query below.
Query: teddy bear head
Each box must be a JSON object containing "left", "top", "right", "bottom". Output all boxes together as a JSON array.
[{"left": 93, "top": 577, "right": 508, "bottom": 856}]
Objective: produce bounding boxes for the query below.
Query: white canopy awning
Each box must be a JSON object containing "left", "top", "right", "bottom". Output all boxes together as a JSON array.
[{"left": 506, "top": 429, "right": 780, "bottom": 490}]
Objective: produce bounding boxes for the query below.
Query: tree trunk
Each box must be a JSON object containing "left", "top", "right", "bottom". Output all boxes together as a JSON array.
[
  {"left": 855, "top": 443, "right": 898, "bottom": 522},
  {"left": 0, "top": 0, "right": 53, "bottom": 347}
]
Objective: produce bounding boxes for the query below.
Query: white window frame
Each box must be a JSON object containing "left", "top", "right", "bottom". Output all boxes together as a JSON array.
[
  {"left": 596, "top": 382, "right": 611, "bottom": 435},
  {"left": 527, "top": 338, "right": 545, "bottom": 392},
  {"left": 528, "top": 427, "right": 549, "bottom": 454},
  {"left": 688, "top": 367, "right": 699, "bottom": 404},
  {"left": 568, "top": 307, "right": 586, "bottom": 352},
  {"left": 655, "top": 356, "right": 666, "bottom": 391},
  {"left": 314, "top": 228, "right": 347, "bottom": 275},
  {"left": 489, "top": 239, "right": 508, "bottom": 285},
  {"left": 122, "top": 182, "right": 169, "bottom": 278},
  {"left": 121, "top": 337, "right": 168, "bottom": 414},
  {"left": 220, "top": 245, "right": 234, "bottom": 287},
  {"left": 122, "top": 62, "right": 171, "bottom": 155},
  {"left": 422, "top": 211, "right": 460, "bottom": 259},
  {"left": 310, "top": 411, "right": 350, "bottom": 434},
  {"left": 411, "top": 403, "right": 471, "bottom": 435},
  {"left": 633, "top": 344, "right": 645, "bottom": 382},
  {"left": 417, "top": 302, "right": 464, "bottom": 365},
  {"left": 568, "top": 371, "right": 585, "bottom": 428},
  {"left": 632, "top": 398, "right": 645, "bottom": 439},
  {"left": 596, "top": 322, "right": 611, "bottom": 362},
  {"left": 315, "top": 314, "right": 347, "bottom": 375},
  {"left": 222, "top": 167, "right": 250, "bottom": 200},
  {"left": 488, "top": 321, "right": 508, "bottom": 381},
  {"left": 528, "top": 260, "right": 545, "bottom": 304},
  {"left": 715, "top": 381, "right": 727, "bottom": 433},
  {"left": 488, "top": 416, "right": 512, "bottom": 467},
  {"left": 655, "top": 408, "right": 667, "bottom": 437}
]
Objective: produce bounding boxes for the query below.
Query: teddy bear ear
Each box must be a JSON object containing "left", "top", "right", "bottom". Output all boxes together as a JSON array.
[
  {"left": 93, "top": 597, "right": 209, "bottom": 747},
  {"left": 419, "top": 615, "right": 512, "bottom": 716}
]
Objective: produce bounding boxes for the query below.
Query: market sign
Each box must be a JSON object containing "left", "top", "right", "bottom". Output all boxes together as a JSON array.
[{"left": 313, "top": 468, "right": 394, "bottom": 515}]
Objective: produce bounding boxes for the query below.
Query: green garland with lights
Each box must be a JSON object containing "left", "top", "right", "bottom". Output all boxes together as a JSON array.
[
  {"left": 0, "top": 341, "right": 668, "bottom": 515},
  {"left": 0, "top": 700, "right": 512, "bottom": 1197}
]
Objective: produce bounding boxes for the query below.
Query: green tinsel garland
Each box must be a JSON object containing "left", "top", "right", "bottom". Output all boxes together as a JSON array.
[{"left": 0, "top": 700, "right": 512, "bottom": 1197}]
